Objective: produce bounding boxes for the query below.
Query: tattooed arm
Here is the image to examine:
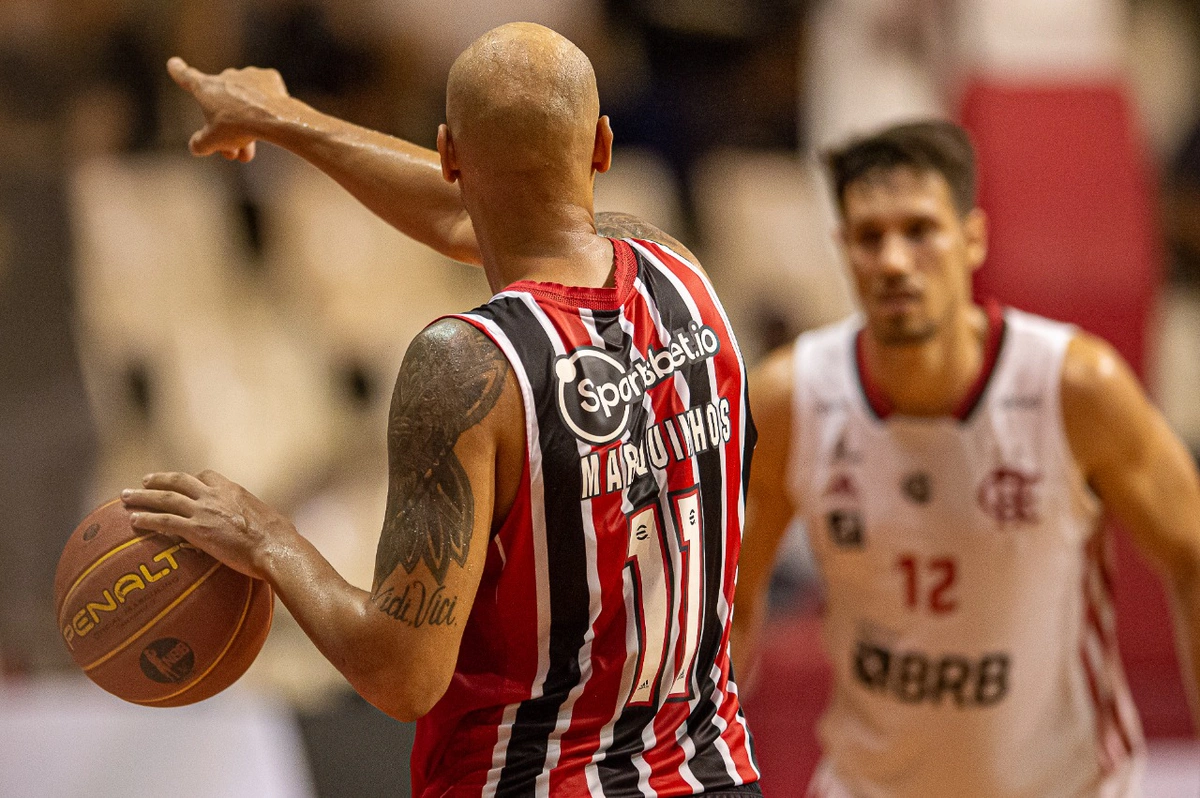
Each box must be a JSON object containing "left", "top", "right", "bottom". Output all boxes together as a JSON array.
[
  {"left": 594, "top": 211, "right": 703, "bottom": 270},
  {"left": 122, "top": 319, "right": 524, "bottom": 720}
]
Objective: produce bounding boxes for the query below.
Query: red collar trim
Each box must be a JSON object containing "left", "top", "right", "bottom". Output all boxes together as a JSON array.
[
  {"left": 502, "top": 238, "right": 638, "bottom": 311},
  {"left": 854, "top": 331, "right": 895, "bottom": 419},
  {"left": 951, "top": 299, "right": 1006, "bottom": 421},
  {"left": 854, "top": 300, "right": 1007, "bottom": 422}
]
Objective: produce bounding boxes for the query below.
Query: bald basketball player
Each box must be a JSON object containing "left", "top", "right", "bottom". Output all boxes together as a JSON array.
[
  {"left": 124, "top": 23, "right": 762, "bottom": 797},
  {"left": 731, "top": 121, "right": 1200, "bottom": 797}
]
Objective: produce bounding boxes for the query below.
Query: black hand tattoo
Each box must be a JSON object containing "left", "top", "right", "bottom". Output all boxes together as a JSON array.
[
  {"left": 373, "top": 320, "right": 509, "bottom": 588},
  {"left": 595, "top": 211, "right": 700, "bottom": 265}
]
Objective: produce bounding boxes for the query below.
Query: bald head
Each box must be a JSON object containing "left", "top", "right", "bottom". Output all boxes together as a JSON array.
[{"left": 445, "top": 23, "right": 601, "bottom": 173}]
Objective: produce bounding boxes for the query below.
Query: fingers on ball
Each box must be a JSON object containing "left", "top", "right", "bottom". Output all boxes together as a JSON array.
[
  {"left": 143, "top": 471, "right": 207, "bottom": 499},
  {"left": 124, "top": 488, "right": 194, "bottom": 517}
]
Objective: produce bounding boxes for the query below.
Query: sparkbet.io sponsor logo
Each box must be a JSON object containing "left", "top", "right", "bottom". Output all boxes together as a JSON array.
[
  {"left": 554, "top": 321, "right": 721, "bottom": 445},
  {"left": 552, "top": 323, "right": 735, "bottom": 500}
]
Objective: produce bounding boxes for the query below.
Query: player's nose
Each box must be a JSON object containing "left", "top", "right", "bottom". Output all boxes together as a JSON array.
[{"left": 876, "top": 231, "right": 914, "bottom": 275}]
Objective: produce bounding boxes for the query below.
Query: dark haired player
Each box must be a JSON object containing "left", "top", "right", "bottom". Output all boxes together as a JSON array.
[
  {"left": 123, "top": 23, "right": 761, "bottom": 797},
  {"left": 733, "top": 120, "right": 1200, "bottom": 797}
]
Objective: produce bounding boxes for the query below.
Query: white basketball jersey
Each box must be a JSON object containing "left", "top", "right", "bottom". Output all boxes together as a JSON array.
[{"left": 788, "top": 307, "right": 1145, "bottom": 798}]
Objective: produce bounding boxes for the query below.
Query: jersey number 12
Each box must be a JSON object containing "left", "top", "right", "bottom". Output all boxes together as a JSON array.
[{"left": 896, "top": 553, "right": 958, "bottom": 614}]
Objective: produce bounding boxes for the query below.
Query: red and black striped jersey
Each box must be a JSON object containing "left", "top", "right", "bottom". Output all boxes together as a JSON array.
[{"left": 410, "top": 238, "right": 760, "bottom": 797}]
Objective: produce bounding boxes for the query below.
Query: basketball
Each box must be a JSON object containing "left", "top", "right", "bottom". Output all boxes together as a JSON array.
[{"left": 54, "top": 497, "right": 274, "bottom": 706}]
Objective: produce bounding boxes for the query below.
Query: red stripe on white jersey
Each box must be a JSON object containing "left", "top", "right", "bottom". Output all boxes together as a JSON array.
[{"left": 1080, "top": 531, "right": 1138, "bottom": 780}]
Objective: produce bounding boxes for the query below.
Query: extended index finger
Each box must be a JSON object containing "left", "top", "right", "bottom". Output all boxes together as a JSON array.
[{"left": 167, "top": 56, "right": 204, "bottom": 93}]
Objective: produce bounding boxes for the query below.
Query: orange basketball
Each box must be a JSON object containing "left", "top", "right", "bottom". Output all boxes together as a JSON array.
[{"left": 54, "top": 497, "right": 273, "bottom": 706}]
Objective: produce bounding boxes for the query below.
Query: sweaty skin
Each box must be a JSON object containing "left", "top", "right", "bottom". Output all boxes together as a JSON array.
[{"left": 125, "top": 23, "right": 703, "bottom": 722}]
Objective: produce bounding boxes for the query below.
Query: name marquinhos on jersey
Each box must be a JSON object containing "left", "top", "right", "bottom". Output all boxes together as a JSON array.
[
  {"left": 554, "top": 322, "right": 721, "bottom": 445},
  {"left": 579, "top": 397, "right": 733, "bottom": 500},
  {"left": 854, "top": 640, "right": 1010, "bottom": 708}
]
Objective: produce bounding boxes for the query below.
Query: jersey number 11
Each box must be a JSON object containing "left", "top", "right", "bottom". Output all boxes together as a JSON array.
[{"left": 625, "top": 486, "right": 706, "bottom": 706}]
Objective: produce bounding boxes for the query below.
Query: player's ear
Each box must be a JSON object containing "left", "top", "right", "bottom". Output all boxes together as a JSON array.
[
  {"left": 437, "top": 124, "right": 459, "bottom": 184},
  {"left": 963, "top": 208, "right": 988, "bottom": 272},
  {"left": 592, "top": 116, "right": 613, "bottom": 175}
]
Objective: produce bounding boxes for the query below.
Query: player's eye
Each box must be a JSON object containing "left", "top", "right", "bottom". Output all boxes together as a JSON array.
[
  {"left": 905, "top": 220, "right": 936, "bottom": 242},
  {"left": 853, "top": 228, "right": 883, "bottom": 249}
]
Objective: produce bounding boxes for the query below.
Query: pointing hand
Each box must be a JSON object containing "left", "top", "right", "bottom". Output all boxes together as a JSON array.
[{"left": 167, "top": 56, "right": 292, "bottom": 163}]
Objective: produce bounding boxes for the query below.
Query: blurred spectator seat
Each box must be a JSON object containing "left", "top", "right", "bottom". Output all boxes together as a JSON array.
[
  {"left": 804, "top": 0, "right": 948, "bottom": 151},
  {"left": 962, "top": 84, "right": 1158, "bottom": 374},
  {"left": 366, "top": 0, "right": 600, "bottom": 76},
  {"left": 692, "top": 149, "right": 855, "bottom": 361},
  {"left": 1125, "top": 0, "right": 1200, "bottom": 162},
  {"left": 594, "top": 146, "right": 684, "bottom": 240},
  {"left": 955, "top": 0, "right": 1125, "bottom": 79},
  {"left": 69, "top": 155, "right": 338, "bottom": 507},
  {"left": 260, "top": 159, "right": 487, "bottom": 432},
  {"left": 1153, "top": 287, "right": 1200, "bottom": 452}
]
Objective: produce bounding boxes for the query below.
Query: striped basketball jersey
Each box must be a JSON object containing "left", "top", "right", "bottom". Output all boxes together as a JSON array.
[
  {"left": 410, "top": 239, "right": 761, "bottom": 797},
  {"left": 789, "top": 306, "right": 1146, "bottom": 798}
]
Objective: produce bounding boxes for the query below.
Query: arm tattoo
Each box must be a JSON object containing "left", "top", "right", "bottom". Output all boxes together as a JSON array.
[
  {"left": 373, "top": 321, "right": 509, "bottom": 591},
  {"left": 595, "top": 211, "right": 699, "bottom": 264}
]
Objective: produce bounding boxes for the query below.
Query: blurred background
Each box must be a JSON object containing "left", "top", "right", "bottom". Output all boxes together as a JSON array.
[{"left": 0, "top": 0, "right": 1198, "bottom": 795}]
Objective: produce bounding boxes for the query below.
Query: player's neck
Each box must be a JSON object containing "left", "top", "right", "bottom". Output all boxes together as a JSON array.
[
  {"left": 468, "top": 185, "right": 616, "bottom": 294},
  {"left": 861, "top": 303, "right": 990, "bottom": 417}
]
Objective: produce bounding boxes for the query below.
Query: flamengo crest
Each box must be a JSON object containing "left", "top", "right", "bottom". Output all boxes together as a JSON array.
[{"left": 977, "top": 467, "right": 1041, "bottom": 524}]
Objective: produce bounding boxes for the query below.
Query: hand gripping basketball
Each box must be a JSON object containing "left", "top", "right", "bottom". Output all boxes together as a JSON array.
[
  {"left": 123, "top": 470, "right": 290, "bottom": 581},
  {"left": 55, "top": 492, "right": 274, "bottom": 706}
]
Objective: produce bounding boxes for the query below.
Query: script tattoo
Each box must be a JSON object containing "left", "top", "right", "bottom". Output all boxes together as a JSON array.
[
  {"left": 373, "top": 580, "right": 459, "bottom": 628},
  {"left": 595, "top": 211, "right": 699, "bottom": 264},
  {"left": 373, "top": 321, "right": 509, "bottom": 591}
]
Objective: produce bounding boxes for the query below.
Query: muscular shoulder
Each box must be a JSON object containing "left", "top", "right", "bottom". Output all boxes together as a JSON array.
[
  {"left": 387, "top": 318, "right": 524, "bottom": 541},
  {"left": 392, "top": 318, "right": 520, "bottom": 441},
  {"left": 594, "top": 211, "right": 701, "bottom": 268},
  {"left": 1060, "top": 331, "right": 1150, "bottom": 476},
  {"left": 402, "top": 317, "right": 506, "bottom": 388},
  {"left": 407, "top": 317, "right": 499, "bottom": 364}
]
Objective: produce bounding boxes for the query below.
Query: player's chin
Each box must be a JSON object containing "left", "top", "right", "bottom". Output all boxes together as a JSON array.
[{"left": 869, "top": 314, "right": 937, "bottom": 346}]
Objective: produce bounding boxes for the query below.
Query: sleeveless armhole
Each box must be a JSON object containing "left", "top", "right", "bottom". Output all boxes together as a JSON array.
[
  {"left": 438, "top": 311, "right": 534, "bottom": 542},
  {"left": 1014, "top": 311, "right": 1102, "bottom": 522}
]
